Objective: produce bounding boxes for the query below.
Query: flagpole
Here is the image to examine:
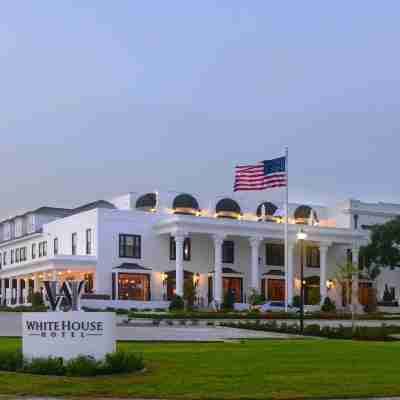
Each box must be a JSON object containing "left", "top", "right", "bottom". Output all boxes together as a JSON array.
[{"left": 284, "top": 146, "right": 289, "bottom": 312}]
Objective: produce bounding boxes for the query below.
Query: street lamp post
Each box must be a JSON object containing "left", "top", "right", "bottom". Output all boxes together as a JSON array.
[{"left": 297, "top": 228, "right": 307, "bottom": 334}]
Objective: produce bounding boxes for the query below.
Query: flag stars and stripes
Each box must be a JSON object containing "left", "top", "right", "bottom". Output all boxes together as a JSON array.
[{"left": 234, "top": 157, "right": 287, "bottom": 192}]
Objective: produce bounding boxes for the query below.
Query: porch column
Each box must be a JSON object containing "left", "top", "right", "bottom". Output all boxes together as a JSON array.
[
  {"left": 16, "top": 278, "right": 22, "bottom": 306},
  {"left": 174, "top": 233, "right": 186, "bottom": 297},
  {"left": 33, "top": 273, "right": 40, "bottom": 293},
  {"left": 51, "top": 270, "right": 57, "bottom": 282},
  {"left": 0, "top": 279, "right": 4, "bottom": 306},
  {"left": 319, "top": 244, "right": 329, "bottom": 302},
  {"left": 249, "top": 237, "right": 263, "bottom": 292},
  {"left": 213, "top": 234, "right": 225, "bottom": 305},
  {"left": 352, "top": 245, "right": 360, "bottom": 307},
  {"left": 287, "top": 242, "right": 295, "bottom": 305}
]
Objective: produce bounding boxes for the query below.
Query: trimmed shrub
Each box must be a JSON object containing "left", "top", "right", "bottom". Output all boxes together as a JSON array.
[
  {"left": 222, "top": 289, "right": 235, "bottom": 311},
  {"left": 24, "top": 356, "right": 65, "bottom": 376},
  {"left": 65, "top": 355, "right": 102, "bottom": 377},
  {"left": 292, "top": 295, "right": 301, "bottom": 308},
  {"left": 104, "top": 351, "right": 144, "bottom": 374},
  {"left": 304, "top": 324, "right": 321, "bottom": 336},
  {"left": 31, "top": 292, "right": 44, "bottom": 308},
  {"left": 0, "top": 349, "right": 23, "bottom": 371},
  {"left": 321, "top": 297, "right": 336, "bottom": 313},
  {"left": 169, "top": 295, "right": 184, "bottom": 311}
]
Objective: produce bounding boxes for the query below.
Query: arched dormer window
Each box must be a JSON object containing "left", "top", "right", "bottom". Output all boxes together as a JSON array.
[
  {"left": 135, "top": 193, "right": 157, "bottom": 212},
  {"left": 172, "top": 194, "right": 200, "bottom": 215},
  {"left": 256, "top": 202, "right": 278, "bottom": 222},
  {"left": 294, "top": 205, "right": 319, "bottom": 225},
  {"left": 215, "top": 198, "right": 241, "bottom": 219}
]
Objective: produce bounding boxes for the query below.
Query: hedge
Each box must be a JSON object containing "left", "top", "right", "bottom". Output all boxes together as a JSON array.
[
  {"left": 220, "top": 321, "right": 400, "bottom": 341},
  {"left": 0, "top": 349, "right": 144, "bottom": 376}
]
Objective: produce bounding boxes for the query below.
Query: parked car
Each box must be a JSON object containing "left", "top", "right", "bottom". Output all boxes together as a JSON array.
[{"left": 259, "top": 301, "right": 299, "bottom": 313}]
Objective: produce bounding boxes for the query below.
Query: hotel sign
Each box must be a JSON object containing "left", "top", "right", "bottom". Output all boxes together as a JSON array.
[{"left": 23, "top": 312, "right": 116, "bottom": 360}]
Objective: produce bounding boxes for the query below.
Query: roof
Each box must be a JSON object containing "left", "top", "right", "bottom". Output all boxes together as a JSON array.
[
  {"left": 172, "top": 194, "right": 200, "bottom": 211},
  {"left": 209, "top": 267, "right": 243, "bottom": 274},
  {"left": 215, "top": 198, "right": 241, "bottom": 214},
  {"left": 263, "top": 269, "right": 285, "bottom": 276},
  {"left": 136, "top": 193, "right": 157, "bottom": 209},
  {"left": 0, "top": 200, "right": 115, "bottom": 226},
  {"left": 68, "top": 200, "right": 115, "bottom": 216},
  {"left": 113, "top": 263, "right": 152, "bottom": 271}
]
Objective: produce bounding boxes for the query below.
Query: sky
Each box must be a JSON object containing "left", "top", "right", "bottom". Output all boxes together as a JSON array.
[{"left": 1, "top": 1, "right": 400, "bottom": 219}]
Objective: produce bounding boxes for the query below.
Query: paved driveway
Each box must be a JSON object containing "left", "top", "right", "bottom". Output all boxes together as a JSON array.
[
  {"left": 0, "top": 313, "right": 298, "bottom": 341},
  {"left": 2, "top": 313, "right": 398, "bottom": 341}
]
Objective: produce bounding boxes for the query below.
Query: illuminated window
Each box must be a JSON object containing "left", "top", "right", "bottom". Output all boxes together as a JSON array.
[{"left": 118, "top": 273, "right": 150, "bottom": 300}]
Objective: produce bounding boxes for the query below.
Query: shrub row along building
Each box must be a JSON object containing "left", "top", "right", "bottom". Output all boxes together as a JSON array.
[{"left": 0, "top": 191, "right": 398, "bottom": 310}]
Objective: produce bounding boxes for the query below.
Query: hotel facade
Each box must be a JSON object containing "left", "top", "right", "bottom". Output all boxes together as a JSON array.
[{"left": 0, "top": 191, "right": 399, "bottom": 310}]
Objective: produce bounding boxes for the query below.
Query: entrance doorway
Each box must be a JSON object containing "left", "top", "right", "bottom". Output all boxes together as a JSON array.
[
  {"left": 208, "top": 276, "right": 243, "bottom": 304},
  {"left": 166, "top": 270, "right": 194, "bottom": 300},
  {"left": 267, "top": 279, "right": 285, "bottom": 301}
]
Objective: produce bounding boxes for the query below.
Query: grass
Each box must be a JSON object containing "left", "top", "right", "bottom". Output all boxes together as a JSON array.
[{"left": 1, "top": 338, "right": 400, "bottom": 399}]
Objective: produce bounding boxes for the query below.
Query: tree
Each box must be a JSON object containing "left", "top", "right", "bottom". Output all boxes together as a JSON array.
[
  {"left": 359, "top": 217, "right": 400, "bottom": 307},
  {"left": 334, "top": 262, "right": 359, "bottom": 332},
  {"left": 360, "top": 216, "right": 400, "bottom": 270}
]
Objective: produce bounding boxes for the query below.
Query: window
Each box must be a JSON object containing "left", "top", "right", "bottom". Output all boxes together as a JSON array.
[
  {"left": 353, "top": 214, "right": 359, "bottom": 230},
  {"left": 117, "top": 273, "right": 150, "bottom": 300},
  {"left": 0, "top": 254, "right": 2, "bottom": 269},
  {"left": 31, "top": 243, "right": 36, "bottom": 259},
  {"left": 86, "top": 229, "right": 92, "bottom": 255},
  {"left": 222, "top": 241, "right": 234, "bottom": 264},
  {"left": 15, "top": 248, "right": 20, "bottom": 263},
  {"left": 306, "top": 246, "right": 320, "bottom": 268},
  {"left": 119, "top": 234, "right": 141, "bottom": 259},
  {"left": 20, "top": 247, "right": 26, "bottom": 262},
  {"left": 169, "top": 237, "right": 191, "bottom": 261},
  {"left": 72, "top": 233, "right": 77, "bottom": 255},
  {"left": 38, "top": 241, "right": 47, "bottom": 258},
  {"left": 3, "top": 251, "right": 6, "bottom": 266},
  {"left": 266, "top": 243, "right": 284, "bottom": 266},
  {"left": 54, "top": 238, "right": 59, "bottom": 256},
  {"left": 10, "top": 249, "right": 14, "bottom": 264},
  {"left": 83, "top": 273, "right": 94, "bottom": 293}
]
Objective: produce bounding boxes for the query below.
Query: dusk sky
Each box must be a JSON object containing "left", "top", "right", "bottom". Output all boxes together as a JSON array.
[{"left": 1, "top": 1, "right": 400, "bottom": 219}]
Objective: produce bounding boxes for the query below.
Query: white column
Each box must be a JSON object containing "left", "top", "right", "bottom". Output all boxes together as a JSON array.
[
  {"left": 319, "top": 244, "right": 329, "bottom": 302},
  {"left": 0, "top": 279, "right": 4, "bottom": 305},
  {"left": 213, "top": 234, "right": 225, "bottom": 305},
  {"left": 16, "top": 278, "right": 22, "bottom": 306},
  {"left": 174, "top": 233, "right": 186, "bottom": 297},
  {"left": 249, "top": 237, "right": 262, "bottom": 292},
  {"left": 352, "top": 245, "right": 360, "bottom": 307},
  {"left": 287, "top": 242, "right": 295, "bottom": 305},
  {"left": 33, "top": 274, "right": 40, "bottom": 293}
]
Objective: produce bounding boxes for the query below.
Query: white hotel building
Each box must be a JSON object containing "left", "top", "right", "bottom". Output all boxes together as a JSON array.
[{"left": 0, "top": 191, "right": 399, "bottom": 310}]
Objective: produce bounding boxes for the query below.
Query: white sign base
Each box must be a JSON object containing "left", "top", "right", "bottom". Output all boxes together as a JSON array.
[{"left": 22, "top": 312, "right": 116, "bottom": 361}]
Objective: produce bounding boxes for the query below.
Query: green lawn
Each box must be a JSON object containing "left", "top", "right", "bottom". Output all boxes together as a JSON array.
[{"left": 1, "top": 338, "right": 400, "bottom": 399}]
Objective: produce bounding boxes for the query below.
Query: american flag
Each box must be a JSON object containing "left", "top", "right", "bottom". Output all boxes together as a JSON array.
[{"left": 234, "top": 156, "right": 287, "bottom": 192}]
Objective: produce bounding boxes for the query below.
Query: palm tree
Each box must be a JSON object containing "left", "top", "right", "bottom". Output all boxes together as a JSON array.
[{"left": 334, "top": 262, "right": 359, "bottom": 333}]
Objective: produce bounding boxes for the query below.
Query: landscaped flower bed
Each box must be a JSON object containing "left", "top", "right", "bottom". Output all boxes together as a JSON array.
[
  {"left": 0, "top": 349, "right": 144, "bottom": 376},
  {"left": 220, "top": 320, "right": 400, "bottom": 341},
  {"left": 125, "top": 310, "right": 400, "bottom": 321}
]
